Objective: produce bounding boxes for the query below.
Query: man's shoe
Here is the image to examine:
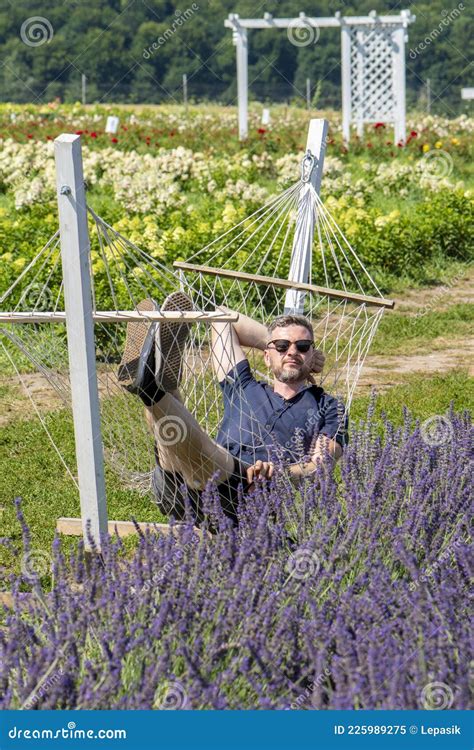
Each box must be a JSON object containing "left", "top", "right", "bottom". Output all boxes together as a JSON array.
[
  {"left": 117, "top": 298, "right": 163, "bottom": 405},
  {"left": 155, "top": 291, "right": 194, "bottom": 392}
]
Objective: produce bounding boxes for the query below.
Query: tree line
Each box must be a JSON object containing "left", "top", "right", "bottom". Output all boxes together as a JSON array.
[{"left": 0, "top": 0, "right": 472, "bottom": 115}]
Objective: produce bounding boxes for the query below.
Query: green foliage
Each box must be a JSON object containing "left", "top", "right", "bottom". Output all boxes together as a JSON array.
[{"left": 0, "top": 1, "right": 472, "bottom": 113}]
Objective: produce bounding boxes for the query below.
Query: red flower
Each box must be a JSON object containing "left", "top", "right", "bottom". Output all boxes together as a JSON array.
[
  {"left": 397, "top": 141, "right": 403, "bottom": 148},
  {"left": 386, "top": 141, "right": 392, "bottom": 146},
  {"left": 410, "top": 130, "right": 417, "bottom": 137},
  {"left": 46, "top": 135, "right": 53, "bottom": 140},
  {"left": 27, "top": 134, "right": 33, "bottom": 139},
  {"left": 75, "top": 130, "right": 83, "bottom": 135},
  {"left": 122, "top": 126, "right": 128, "bottom": 131},
  {"left": 111, "top": 137, "right": 118, "bottom": 143},
  {"left": 257, "top": 128, "right": 267, "bottom": 134},
  {"left": 90, "top": 132, "right": 98, "bottom": 138},
  {"left": 366, "top": 142, "right": 373, "bottom": 148},
  {"left": 374, "top": 122, "right": 385, "bottom": 129}
]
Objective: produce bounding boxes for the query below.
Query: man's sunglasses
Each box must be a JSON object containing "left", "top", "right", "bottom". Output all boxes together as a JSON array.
[{"left": 266, "top": 339, "right": 314, "bottom": 354}]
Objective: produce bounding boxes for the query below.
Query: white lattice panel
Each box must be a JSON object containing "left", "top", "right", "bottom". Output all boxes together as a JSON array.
[{"left": 350, "top": 25, "right": 397, "bottom": 122}]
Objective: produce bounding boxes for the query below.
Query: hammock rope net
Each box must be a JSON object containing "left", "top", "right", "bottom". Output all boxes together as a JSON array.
[{"left": 1, "top": 156, "right": 389, "bottom": 510}]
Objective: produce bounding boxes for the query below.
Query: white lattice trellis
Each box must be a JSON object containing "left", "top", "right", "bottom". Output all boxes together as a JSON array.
[{"left": 341, "top": 11, "right": 414, "bottom": 144}]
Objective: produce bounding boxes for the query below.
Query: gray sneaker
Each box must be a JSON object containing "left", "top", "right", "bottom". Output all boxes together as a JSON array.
[
  {"left": 155, "top": 291, "right": 194, "bottom": 392},
  {"left": 117, "top": 298, "right": 158, "bottom": 395}
]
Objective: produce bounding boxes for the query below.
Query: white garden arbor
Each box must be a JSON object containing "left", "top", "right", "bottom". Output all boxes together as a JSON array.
[{"left": 225, "top": 9, "right": 415, "bottom": 143}]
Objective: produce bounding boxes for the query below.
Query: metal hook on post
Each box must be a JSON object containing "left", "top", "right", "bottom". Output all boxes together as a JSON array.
[{"left": 300, "top": 149, "right": 316, "bottom": 183}]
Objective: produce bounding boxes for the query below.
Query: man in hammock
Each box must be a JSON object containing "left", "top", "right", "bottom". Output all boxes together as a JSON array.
[{"left": 118, "top": 292, "right": 347, "bottom": 524}]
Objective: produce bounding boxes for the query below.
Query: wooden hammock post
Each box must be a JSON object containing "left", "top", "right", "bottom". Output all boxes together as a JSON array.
[
  {"left": 284, "top": 118, "right": 328, "bottom": 314},
  {"left": 54, "top": 134, "right": 108, "bottom": 551}
]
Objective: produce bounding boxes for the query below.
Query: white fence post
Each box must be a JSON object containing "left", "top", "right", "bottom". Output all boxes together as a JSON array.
[
  {"left": 285, "top": 118, "right": 328, "bottom": 313},
  {"left": 341, "top": 23, "right": 352, "bottom": 142},
  {"left": 231, "top": 15, "right": 248, "bottom": 140},
  {"left": 183, "top": 73, "right": 188, "bottom": 115},
  {"left": 392, "top": 24, "right": 407, "bottom": 144},
  {"left": 54, "top": 134, "right": 108, "bottom": 551}
]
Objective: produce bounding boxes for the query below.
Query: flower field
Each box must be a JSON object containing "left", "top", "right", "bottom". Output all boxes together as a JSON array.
[
  {"left": 0, "top": 104, "right": 473, "bottom": 300},
  {"left": 0, "top": 104, "right": 472, "bottom": 712},
  {"left": 1, "top": 410, "right": 472, "bottom": 709}
]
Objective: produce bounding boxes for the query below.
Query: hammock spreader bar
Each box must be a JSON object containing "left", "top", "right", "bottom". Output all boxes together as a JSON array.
[
  {"left": 0, "top": 311, "right": 240, "bottom": 324},
  {"left": 174, "top": 262, "right": 395, "bottom": 310}
]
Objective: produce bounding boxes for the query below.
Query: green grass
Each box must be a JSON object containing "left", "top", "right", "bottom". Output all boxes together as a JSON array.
[
  {"left": 350, "top": 369, "right": 473, "bottom": 424},
  {"left": 371, "top": 303, "right": 473, "bottom": 356},
  {"left": 0, "top": 369, "right": 471, "bottom": 579}
]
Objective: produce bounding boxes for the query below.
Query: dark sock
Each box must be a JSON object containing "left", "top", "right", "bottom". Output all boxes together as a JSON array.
[
  {"left": 140, "top": 382, "right": 165, "bottom": 407},
  {"left": 136, "top": 347, "right": 165, "bottom": 407}
]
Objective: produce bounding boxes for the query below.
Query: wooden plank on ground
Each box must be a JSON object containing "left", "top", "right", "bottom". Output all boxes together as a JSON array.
[{"left": 56, "top": 517, "right": 204, "bottom": 538}]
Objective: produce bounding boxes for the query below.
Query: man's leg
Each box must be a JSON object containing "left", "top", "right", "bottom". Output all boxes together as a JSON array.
[
  {"left": 144, "top": 393, "right": 235, "bottom": 490},
  {"left": 118, "top": 293, "right": 237, "bottom": 499}
]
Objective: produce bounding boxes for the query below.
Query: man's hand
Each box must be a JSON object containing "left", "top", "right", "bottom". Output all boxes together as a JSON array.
[
  {"left": 246, "top": 460, "right": 274, "bottom": 490},
  {"left": 310, "top": 348, "right": 325, "bottom": 374}
]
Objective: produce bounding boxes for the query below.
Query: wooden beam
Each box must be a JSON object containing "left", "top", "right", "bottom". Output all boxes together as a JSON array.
[
  {"left": 0, "top": 311, "right": 240, "bottom": 324},
  {"left": 225, "top": 12, "right": 415, "bottom": 29},
  {"left": 56, "top": 517, "right": 205, "bottom": 538},
  {"left": 174, "top": 262, "right": 395, "bottom": 309}
]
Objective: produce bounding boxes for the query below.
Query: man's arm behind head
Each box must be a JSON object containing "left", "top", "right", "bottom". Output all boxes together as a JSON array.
[{"left": 211, "top": 306, "right": 268, "bottom": 382}]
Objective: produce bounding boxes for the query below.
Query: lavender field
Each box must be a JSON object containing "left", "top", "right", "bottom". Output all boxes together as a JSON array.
[{"left": 1, "top": 406, "right": 471, "bottom": 710}]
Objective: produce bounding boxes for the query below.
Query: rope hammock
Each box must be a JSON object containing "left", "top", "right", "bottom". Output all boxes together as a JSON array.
[{"left": 0, "top": 139, "right": 392, "bottom": 512}]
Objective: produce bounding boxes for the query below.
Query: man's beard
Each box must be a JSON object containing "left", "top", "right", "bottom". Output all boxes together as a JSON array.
[{"left": 274, "top": 361, "right": 311, "bottom": 384}]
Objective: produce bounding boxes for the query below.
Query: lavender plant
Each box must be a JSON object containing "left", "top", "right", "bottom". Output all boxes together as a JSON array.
[{"left": 0, "top": 407, "right": 472, "bottom": 710}]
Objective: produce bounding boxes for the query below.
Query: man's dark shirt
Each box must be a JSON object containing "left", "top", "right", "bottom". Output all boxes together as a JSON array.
[{"left": 215, "top": 359, "right": 348, "bottom": 468}]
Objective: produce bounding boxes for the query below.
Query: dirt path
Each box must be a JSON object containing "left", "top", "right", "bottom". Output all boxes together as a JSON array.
[
  {"left": 391, "top": 265, "right": 473, "bottom": 312},
  {"left": 359, "top": 337, "right": 474, "bottom": 391}
]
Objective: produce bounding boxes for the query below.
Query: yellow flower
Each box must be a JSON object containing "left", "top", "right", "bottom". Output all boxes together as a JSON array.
[
  {"left": 451, "top": 137, "right": 459, "bottom": 146},
  {"left": 422, "top": 144, "right": 430, "bottom": 153},
  {"left": 434, "top": 141, "right": 443, "bottom": 149}
]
